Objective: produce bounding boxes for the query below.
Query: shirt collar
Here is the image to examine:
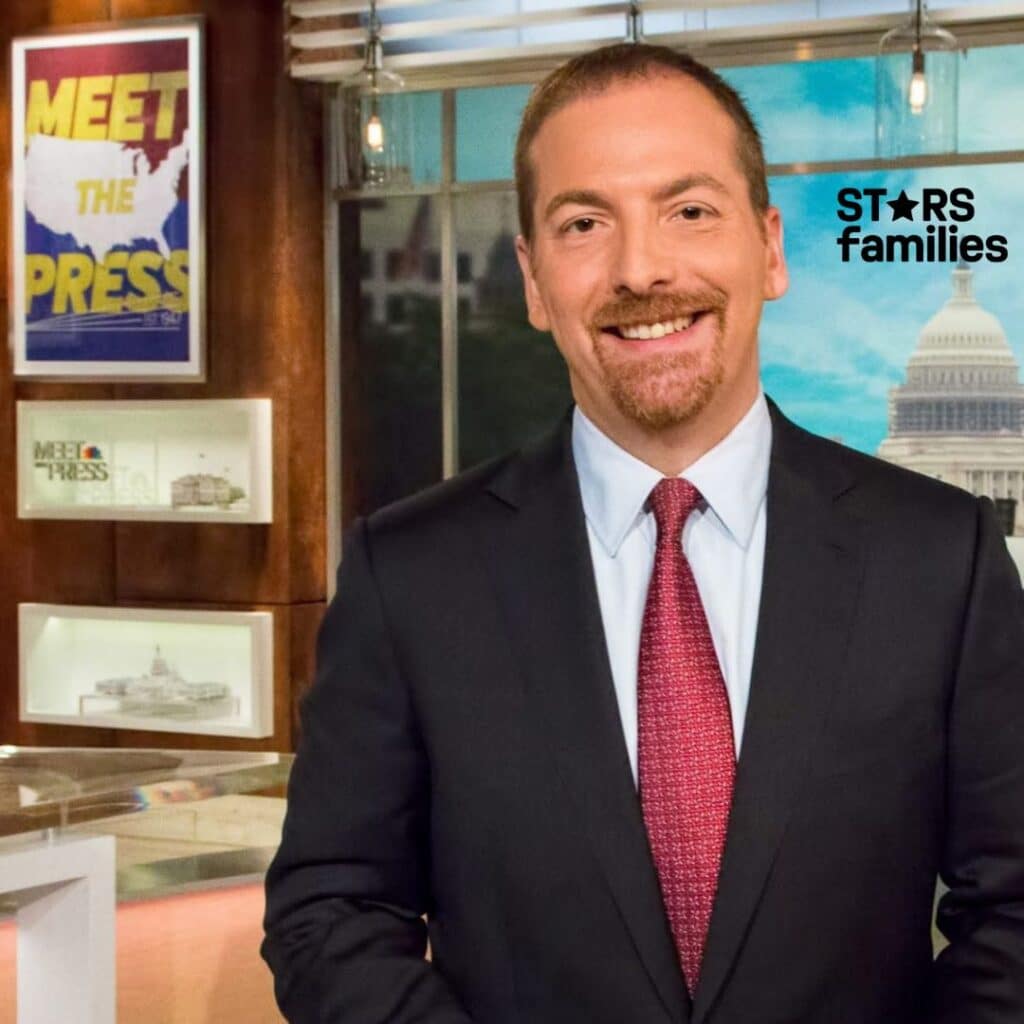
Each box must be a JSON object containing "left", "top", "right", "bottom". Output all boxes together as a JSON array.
[{"left": 571, "top": 390, "right": 772, "bottom": 557}]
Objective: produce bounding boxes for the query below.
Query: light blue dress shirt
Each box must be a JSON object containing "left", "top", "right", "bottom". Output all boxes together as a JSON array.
[{"left": 571, "top": 391, "right": 772, "bottom": 784}]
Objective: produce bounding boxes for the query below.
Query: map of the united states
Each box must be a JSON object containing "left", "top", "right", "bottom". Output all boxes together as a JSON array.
[{"left": 24, "top": 130, "right": 189, "bottom": 259}]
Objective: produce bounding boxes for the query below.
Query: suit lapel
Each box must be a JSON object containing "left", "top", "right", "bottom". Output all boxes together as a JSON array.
[
  {"left": 691, "top": 402, "right": 867, "bottom": 1023},
  {"left": 480, "top": 409, "right": 691, "bottom": 1024}
]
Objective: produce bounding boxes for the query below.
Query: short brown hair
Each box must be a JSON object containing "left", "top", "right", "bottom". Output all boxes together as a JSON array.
[{"left": 514, "top": 43, "right": 769, "bottom": 244}]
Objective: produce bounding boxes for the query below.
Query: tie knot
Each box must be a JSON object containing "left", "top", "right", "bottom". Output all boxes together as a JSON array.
[{"left": 648, "top": 477, "right": 703, "bottom": 540}]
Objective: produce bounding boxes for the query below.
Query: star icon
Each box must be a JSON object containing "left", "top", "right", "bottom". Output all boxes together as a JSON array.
[{"left": 887, "top": 189, "right": 919, "bottom": 221}]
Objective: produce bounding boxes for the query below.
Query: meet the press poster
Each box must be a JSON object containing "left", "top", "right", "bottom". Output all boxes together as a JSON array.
[{"left": 11, "top": 23, "right": 203, "bottom": 378}]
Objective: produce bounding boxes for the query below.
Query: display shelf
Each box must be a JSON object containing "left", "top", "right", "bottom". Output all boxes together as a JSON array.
[
  {"left": 19, "top": 604, "right": 274, "bottom": 738},
  {"left": 17, "top": 399, "right": 272, "bottom": 523}
]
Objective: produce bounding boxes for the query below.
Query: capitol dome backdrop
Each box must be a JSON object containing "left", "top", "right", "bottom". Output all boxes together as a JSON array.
[{"left": 877, "top": 264, "right": 1024, "bottom": 539}]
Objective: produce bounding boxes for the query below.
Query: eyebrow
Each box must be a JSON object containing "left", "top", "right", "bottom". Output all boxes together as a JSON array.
[{"left": 543, "top": 174, "right": 731, "bottom": 223}]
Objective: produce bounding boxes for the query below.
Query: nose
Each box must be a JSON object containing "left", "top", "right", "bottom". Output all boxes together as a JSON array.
[{"left": 611, "top": 219, "right": 675, "bottom": 297}]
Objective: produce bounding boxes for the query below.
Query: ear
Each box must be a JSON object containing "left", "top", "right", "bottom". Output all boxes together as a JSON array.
[
  {"left": 761, "top": 206, "right": 789, "bottom": 302},
  {"left": 515, "top": 234, "right": 552, "bottom": 332}
]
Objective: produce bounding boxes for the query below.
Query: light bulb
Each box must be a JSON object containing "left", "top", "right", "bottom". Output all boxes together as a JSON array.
[
  {"left": 909, "top": 48, "right": 927, "bottom": 114},
  {"left": 909, "top": 70, "right": 927, "bottom": 113},
  {"left": 365, "top": 113, "right": 384, "bottom": 152}
]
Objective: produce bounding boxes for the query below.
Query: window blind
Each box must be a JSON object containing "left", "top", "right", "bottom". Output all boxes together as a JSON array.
[{"left": 286, "top": 1, "right": 1024, "bottom": 86}]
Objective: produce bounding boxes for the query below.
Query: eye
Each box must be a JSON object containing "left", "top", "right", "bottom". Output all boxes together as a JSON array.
[
  {"left": 563, "top": 217, "right": 597, "bottom": 234},
  {"left": 676, "top": 205, "right": 709, "bottom": 221}
]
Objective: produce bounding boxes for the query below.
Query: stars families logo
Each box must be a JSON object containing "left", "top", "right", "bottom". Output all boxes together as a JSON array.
[{"left": 835, "top": 187, "right": 1008, "bottom": 264}]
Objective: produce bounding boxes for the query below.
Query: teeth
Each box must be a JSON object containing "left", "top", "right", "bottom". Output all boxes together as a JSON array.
[{"left": 619, "top": 316, "right": 694, "bottom": 340}]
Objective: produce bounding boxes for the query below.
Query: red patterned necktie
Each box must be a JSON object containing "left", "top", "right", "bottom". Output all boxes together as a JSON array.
[{"left": 638, "top": 477, "right": 736, "bottom": 997}]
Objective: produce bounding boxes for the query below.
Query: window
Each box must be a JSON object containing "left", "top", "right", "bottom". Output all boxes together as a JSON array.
[
  {"left": 386, "top": 250, "right": 404, "bottom": 281},
  {"left": 339, "top": 197, "right": 443, "bottom": 516},
  {"left": 386, "top": 295, "right": 408, "bottom": 324},
  {"left": 424, "top": 249, "right": 442, "bottom": 283},
  {"left": 334, "top": 40, "right": 1024, "bottom": 525}
]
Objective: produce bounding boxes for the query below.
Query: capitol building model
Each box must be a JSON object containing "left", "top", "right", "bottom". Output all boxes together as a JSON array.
[{"left": 877, "top": 264, "right": 1024, "bottom": 536}]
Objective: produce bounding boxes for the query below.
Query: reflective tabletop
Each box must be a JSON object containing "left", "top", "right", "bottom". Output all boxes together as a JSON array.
[{"left": 0, "top": 746, "right": 291, "bottom": 899}]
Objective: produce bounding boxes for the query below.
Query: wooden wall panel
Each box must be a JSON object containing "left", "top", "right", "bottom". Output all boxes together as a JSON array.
[
  {"left": 0, "top": 1, "right": 327, "bottom": 751},
  {"left": 288, "top": 600, "right": 325, "bottom": 742},
  {"left": 277, "top": 62, "right": 328, "bottom": 606},
  {"left": 0, "top": 2, "right": 117, "bottom": 742}
]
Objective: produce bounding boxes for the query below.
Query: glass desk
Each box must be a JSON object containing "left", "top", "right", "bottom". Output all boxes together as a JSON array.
[{"left": 0, "top": 746, "right": 291, "bottom": 901}]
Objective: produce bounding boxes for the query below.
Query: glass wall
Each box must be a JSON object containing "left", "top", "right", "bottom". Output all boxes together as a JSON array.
[
  {"left": 453, "top": 192, "right": 571, "bottom": 469},
  {"left": 338, "top": 41, "right": 1024, "bottom": 523},
  {"left": 346, "top": 196, "right": 443, "bottom": 512},
  {"left": 455, "top": 86, "right": 530, "bottom": 182}
]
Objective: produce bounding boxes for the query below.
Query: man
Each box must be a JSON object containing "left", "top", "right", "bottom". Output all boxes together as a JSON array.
[{"left": 263, "top": 43, "right": 1024, "bottom": 1023}]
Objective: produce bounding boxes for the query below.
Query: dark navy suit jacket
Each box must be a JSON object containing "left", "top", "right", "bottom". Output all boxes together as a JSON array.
[{"left": 263, "top": 398, "right": 1024, "bottom": 1023}]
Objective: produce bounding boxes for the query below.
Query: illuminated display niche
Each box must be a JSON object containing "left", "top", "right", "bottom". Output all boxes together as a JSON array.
[
  {"left": 20, "top": 604, "right": 274, "bottom": 738},
  {"left": 18, "top": 399, "right": 272, "bottom": 522}
]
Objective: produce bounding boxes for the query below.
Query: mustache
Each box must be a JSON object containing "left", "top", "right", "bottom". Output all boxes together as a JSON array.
[{"left": 591, "top": 285, "right": 727, "bottom": 330}]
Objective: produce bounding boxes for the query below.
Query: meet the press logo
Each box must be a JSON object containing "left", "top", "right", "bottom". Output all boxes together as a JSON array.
[
  {"left": 33, "top": 440, "right": 109, "bottom": 481},
  {"left": 835, "top": 187, "right": 1008, "bottom": 264}
]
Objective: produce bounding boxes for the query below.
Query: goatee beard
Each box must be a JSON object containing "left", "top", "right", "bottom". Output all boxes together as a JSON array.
[{"left": 591, "top": 288, "right": 727, "bottom": 430}]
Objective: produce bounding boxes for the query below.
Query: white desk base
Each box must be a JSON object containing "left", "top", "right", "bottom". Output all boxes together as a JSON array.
[{"left": 0, "top": 833, "right": 115, "bottom": 1024}]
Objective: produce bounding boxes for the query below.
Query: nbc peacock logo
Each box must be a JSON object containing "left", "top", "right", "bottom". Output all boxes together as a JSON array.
[{"left": 79, "top": 444, "right": 103, "bottom": 461}]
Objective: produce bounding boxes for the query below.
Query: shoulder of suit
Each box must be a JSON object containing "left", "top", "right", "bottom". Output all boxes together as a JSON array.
[
  {"left": 359, "top": 409, "right": 569, "bottom": 550},
  {"left": 363, "top": 447, "right": 518, "bottom": 542},
  {"left": 780, "top": 415, "right": 981, "bottom": 525},
  {"left": 360, "top": 408, "right": 987, "bottom": 550}
]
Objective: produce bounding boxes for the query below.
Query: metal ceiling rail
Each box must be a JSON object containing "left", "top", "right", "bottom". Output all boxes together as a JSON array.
[{"left": 288, "top": 2, "right": 1024, "bottom": 86}]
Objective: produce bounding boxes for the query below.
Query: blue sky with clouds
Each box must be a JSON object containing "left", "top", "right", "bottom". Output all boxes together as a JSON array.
[{"left": 722, "top": 48, "right": 1024, "bottom": 454}]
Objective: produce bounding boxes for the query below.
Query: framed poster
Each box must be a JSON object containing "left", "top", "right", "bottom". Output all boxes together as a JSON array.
[
  {"left": 11, "top": 20, "right": 204, "bottom": 379},
  {"left": 18, "top": 398, "right": 273, "bottom": 523}
]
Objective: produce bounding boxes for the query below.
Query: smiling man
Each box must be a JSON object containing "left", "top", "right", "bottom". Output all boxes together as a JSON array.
[
  {"left": 514, "top": 56, "right": 786, "bottom": 474},
  {"left": 263, "top": 44, "right": 1024, "bottom": 1024}
]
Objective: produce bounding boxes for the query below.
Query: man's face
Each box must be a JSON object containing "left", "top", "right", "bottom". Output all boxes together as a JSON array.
[{"left": 515, "top": 72, "right": 788, "bottom": 436}]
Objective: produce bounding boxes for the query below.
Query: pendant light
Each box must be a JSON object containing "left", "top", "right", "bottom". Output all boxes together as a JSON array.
[
  {"left": 340, "top": 0, "right": 413, "bottom": 189},
  {"left": 876, "top": 0, "right": 959, "bottom": 157},
  {"left": 624, "top": 1, "right": 644, "bottom": 43}
]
